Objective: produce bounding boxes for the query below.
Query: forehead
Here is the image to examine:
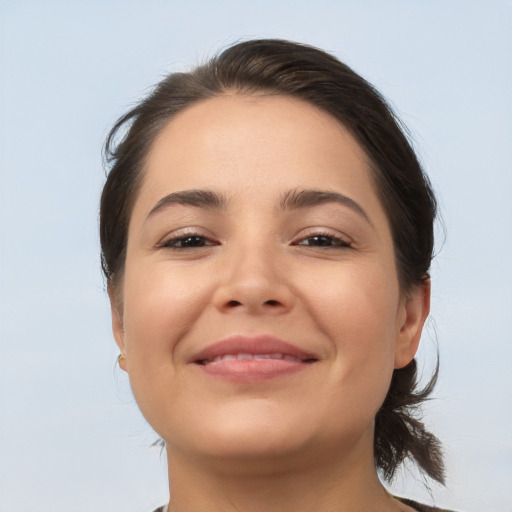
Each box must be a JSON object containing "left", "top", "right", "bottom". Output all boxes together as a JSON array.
[{"left": 133, "top": 94, "right": 383, "bottom": 220}]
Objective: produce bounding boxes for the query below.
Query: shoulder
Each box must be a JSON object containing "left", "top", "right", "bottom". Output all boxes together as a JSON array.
[{"left": 397, "top": 496, "right": 460, "bottom": 512}]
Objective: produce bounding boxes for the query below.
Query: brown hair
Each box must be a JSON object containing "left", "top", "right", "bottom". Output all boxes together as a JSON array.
[{"left": 100, "top": 39, "right": 444, "bottom": 483}]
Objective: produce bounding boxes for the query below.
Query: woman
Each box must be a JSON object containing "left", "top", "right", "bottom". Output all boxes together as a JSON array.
[{"left": 100, "top": 39, "right": 456, "bottom": 512}]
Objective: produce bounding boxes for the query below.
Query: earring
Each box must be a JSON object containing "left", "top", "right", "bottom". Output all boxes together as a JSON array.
[{"left": 118, "top": 354, "right": 125, "bottom": 365}]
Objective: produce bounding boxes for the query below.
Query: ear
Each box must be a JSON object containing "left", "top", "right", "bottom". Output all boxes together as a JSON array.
[
  {"left": 394, "top": 279, "right": 431, "bottom": 369},
  {"left": 108, "top": 285, "right": 128, "bottom": 372}
]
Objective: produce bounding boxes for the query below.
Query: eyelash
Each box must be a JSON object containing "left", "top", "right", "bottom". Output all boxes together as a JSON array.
[
  {"left": 159, "top": 231, "right": 351, "bottom": 250},
  {"left": 159, "top": 233, "right": 217, "bottom": 250},
  {"left": 293, "top": 232, "right": 352, "bottom": 249}
]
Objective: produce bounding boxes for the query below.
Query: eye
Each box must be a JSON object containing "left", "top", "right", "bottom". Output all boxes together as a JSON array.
[
  {"left": 294, "top": 233, "right": 351, "bottom": 248},
  {"left": 160, "top": 233, "right": 217, "bottom": 249}
]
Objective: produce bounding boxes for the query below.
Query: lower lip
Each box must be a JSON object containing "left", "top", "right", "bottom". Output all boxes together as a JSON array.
[{"left": 196, "top": 359, "right": 312, "bottom": 382}]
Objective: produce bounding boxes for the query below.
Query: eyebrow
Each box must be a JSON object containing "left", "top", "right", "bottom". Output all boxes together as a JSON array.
[
  {"left": 279, "top": 188, "right": 372, "bottom": 225},
  {"left": 146, "top": 187, "right": 371, "bottom": 226},
  {"left": 146, "top": 189, "right": 227, "bottom": 219}
]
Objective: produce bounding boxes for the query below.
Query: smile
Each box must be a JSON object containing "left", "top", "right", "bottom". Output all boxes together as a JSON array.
[
  {"left": 191, "top": 335, "right": 318, "bottom": 381},
  {"left": 198, "top": 353, "right": 309, "bottom": 364}
]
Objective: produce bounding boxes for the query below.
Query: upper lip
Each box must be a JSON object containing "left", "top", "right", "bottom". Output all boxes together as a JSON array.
[{"left": 190, "top": 335, "right": 318, "bottom": 364}]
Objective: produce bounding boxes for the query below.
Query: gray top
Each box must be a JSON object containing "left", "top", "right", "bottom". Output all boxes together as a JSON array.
[{"left": 152, "top": 497, "right": 458, "bottom": 511}]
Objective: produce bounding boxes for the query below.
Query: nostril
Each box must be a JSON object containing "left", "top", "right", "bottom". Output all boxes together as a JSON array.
[{"left": 221, "top": 298, "right": 287, "bottom": 311}]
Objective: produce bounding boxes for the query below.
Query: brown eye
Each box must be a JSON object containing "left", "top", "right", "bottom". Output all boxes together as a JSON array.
[
  {"left": 162, "top": 235, "right": 216, "bottom": 249},
  {"left": 296, "top": 234, "right": 351, "bottom": 248}
]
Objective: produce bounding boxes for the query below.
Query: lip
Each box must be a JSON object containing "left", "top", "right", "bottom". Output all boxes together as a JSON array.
[{"left": 189, "top": 335, "right": 318, "bottom": 382}]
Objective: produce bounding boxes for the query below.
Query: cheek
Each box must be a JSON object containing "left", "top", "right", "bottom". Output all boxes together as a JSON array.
[
  {"left": 303, "top": 261, "right": 399, "bottom": 398},
  {"left": 305, "top": 258, "right": 400, "bottom": 341},
  {"left": 119, "top": 262, "right": 216, "bottom": 428},
  {"left": 121, "top": 262, "right": 212, "bottom": 358}
]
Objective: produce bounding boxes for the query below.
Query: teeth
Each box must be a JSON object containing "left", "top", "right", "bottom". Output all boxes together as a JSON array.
[
  {"left": 212, "top": 354, "right": 236, "bottom": 363},
  {"left": 206, "top": 353, "right": 301, "bottom": 364}
]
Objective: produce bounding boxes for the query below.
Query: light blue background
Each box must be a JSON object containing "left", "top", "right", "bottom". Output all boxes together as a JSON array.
[{"left": 1, "top": 1, "right": 511, "bottom": 511}]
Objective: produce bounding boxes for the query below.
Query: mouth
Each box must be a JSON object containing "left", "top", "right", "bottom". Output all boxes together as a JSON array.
[
  {"left": 197, "top": 352, "right": 317, "bottom": 365},
  {"left": 190, "top": 335, "right": 318, "bottom": 381}
]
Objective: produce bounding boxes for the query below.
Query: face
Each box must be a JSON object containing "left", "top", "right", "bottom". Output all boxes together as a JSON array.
[{"left": 111, "top": 95, "right": 429, "bottom": 467}]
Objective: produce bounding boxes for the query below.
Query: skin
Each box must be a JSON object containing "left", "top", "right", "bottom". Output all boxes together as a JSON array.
[{"left": 110, "top": 95, "right": 430, "bottom": 512}]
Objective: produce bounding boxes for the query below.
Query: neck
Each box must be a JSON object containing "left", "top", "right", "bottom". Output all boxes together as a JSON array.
[{"left": 164, "top": 428, "right": 408, "bottom": 512}]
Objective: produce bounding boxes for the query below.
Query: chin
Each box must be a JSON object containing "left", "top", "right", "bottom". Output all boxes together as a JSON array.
[
  {"left": 187, "top": 432, "right": 315, "bottom": 475},
  {"left": 168, "top": 401, "right": 317, "bottom": 463}
]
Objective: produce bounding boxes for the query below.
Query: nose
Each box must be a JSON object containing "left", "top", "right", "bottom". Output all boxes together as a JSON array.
[{"left": 212, "top": 244, "right": 294, "bottom": 315}]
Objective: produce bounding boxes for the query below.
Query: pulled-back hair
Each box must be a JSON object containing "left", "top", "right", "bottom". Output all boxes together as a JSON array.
[{"left": 100, "top": 39, "right": 444, "bottom": 484}]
